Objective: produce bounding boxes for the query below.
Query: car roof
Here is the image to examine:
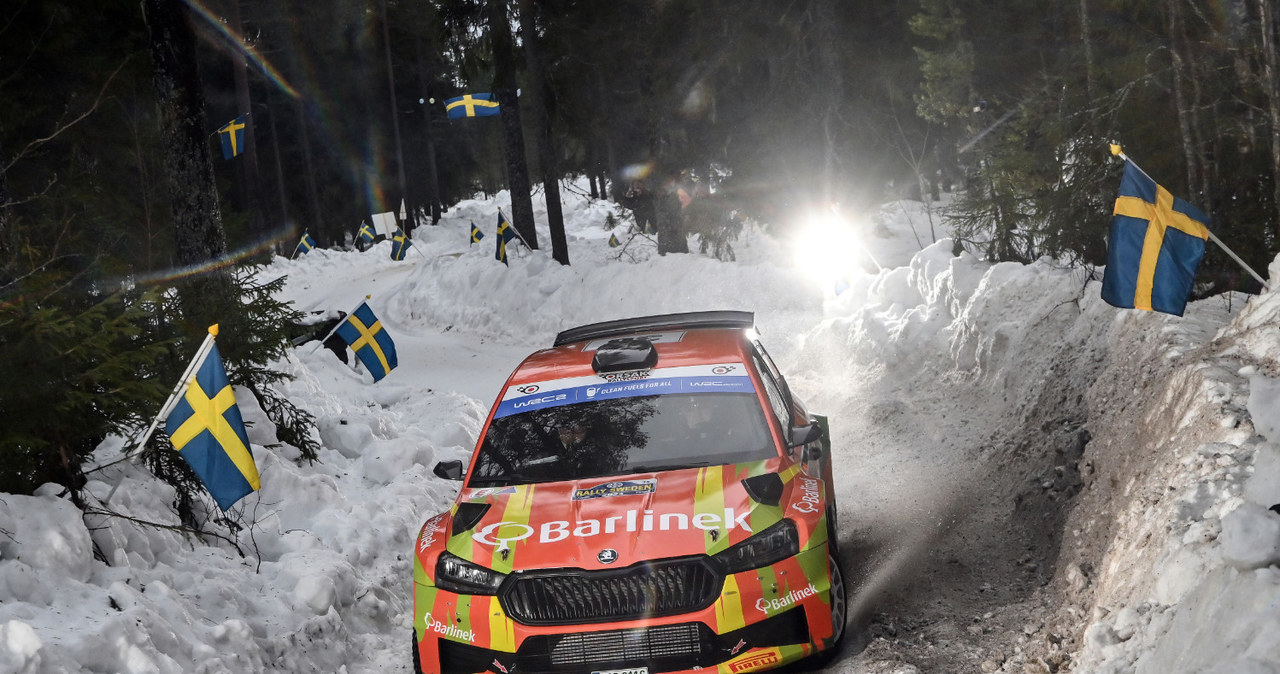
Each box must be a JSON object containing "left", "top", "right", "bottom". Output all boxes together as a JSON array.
[{"left": 507, "top": 312, "right": 757, "bottom": 387}]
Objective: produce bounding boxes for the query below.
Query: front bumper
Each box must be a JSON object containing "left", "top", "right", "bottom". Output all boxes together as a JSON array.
[{"left": 413, "top": 544, "right": 837, "bottom": 674}]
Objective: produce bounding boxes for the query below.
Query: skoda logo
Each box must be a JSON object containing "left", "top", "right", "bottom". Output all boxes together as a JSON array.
[{"left": 597, "top": 548, "right": 619, "bottom": 564}]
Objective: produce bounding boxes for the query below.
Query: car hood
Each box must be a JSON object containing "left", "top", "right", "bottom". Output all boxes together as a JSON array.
[{"left": 444, "top": 461, "right": 794, "bottom": 572}]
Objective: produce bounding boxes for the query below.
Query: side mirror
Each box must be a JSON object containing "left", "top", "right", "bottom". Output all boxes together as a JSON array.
[
  {"left": 433, "top": 460, "right": 465, "bottom": 481},
  {"left": 787, "top": 423, "right": 823, "bottom": 448}
]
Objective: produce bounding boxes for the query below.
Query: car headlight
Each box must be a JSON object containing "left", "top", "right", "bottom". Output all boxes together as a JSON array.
[
  {"left": 435, "top": 551, "right": 507, "bottom": 595},
  {"left": 713, "top": 519, "right": 799, "bottom": 574}
]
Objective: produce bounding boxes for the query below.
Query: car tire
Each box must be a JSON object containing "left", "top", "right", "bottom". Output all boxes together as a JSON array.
[
  {"left": 810, "top": 549, "right": 848, "bottom": 667},
  {"left": 411, "top": 630, "right": 422, "bottom": 673}
]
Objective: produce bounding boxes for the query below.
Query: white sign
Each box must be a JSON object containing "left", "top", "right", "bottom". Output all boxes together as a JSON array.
[{"left": 371, "top": 211, "right": 398, "bottom": 238}]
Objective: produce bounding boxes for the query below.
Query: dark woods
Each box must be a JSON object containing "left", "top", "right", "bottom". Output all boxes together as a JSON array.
[{"left": 2, "top": 0, "right": 1279, "bottom": 502}]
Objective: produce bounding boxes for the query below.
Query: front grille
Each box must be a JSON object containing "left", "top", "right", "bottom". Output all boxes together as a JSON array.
[
  {"left": 501, "top": 556, "right": 722, "bottom": 625},
  {"left": 516, "top": 622, "right": 715, "bottom": 673}
]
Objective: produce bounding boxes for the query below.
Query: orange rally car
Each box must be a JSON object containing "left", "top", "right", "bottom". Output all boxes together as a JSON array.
[{"left": 413, "top": 310, "right": 846, "bottom": 674}]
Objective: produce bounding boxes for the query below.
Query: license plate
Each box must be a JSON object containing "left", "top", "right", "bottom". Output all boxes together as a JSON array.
[{"left": 591, "top": 669, "right": 648, "bottom": 674}]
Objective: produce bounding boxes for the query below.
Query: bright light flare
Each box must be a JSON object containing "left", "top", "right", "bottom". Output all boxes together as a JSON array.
[{"left": 791, "top": 209, "right": 873, "bottom": 293}]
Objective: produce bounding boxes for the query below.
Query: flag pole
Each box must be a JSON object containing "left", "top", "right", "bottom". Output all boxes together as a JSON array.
[
  {"left": 1109, "top": 143, "right": 1270, "bottom": 291},
  {"left": 500, "top": 208, "right": 531, "bottom": 251},
  {"left": 310, "top": 295, "right": 371, "bottom": 354},
  {"left": 100, "top": 324, "right": 221, "bottom": 504}
]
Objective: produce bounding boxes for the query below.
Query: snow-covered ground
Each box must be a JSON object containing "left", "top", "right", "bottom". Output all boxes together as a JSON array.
[{"left": 2, "top": 182, "right": 1278, "bottom": 673}]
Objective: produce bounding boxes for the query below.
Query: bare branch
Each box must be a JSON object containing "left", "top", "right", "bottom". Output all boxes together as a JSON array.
[
  {"left": 83, "top": 504, "right": 245, "bottom": 558},
  {"left": 2, "top": 57, "right": 131, "bottom": 174},
  {"left": 0, "top": 3, "right": 48, "bottom": 90}
]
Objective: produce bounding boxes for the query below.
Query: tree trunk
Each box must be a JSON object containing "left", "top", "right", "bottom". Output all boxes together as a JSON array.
[
  {"left": 1260, "top": 0, "right": 1280, "bottom": 241},
  {"left": 655, "top": 185, "right": 687, "bottom": 255},
  {"left": 265, "top": 87, "right": 289, "bottom": 232},
  {"left": 415, "top": 37, "right": 442, "bottom": 224},
  {"left": 380, "top": 0, "right": 412, "bottom": 232},
  {"left": 489, "top": 0, "right": 538, "bottom": 249},
  {"left": 815, "top": 0, "right": 843, "bottom": 203},
  {"left": 227, "top": 0, "right": 265, "bottom": 239},
  {"left": 294, "top": 96, "right": 321, "bottom": 248},
  {"left": 141, "top": 0, "right": 229, "bottom": 273},
  {"left": 1166, "top": 0, "right": 1209, "bottom": 205},
  {"left": 595, "top": 69, "right": 617, "bottom": 201},
  {"left": 1079, "top": 0, "right": 1095, "bottom": 105},
  {"left": 0, "top": 124, "right": 11, "bottom": 264},
  {"left": 518, "top": 0, "right": 568, "bottom": 264}
]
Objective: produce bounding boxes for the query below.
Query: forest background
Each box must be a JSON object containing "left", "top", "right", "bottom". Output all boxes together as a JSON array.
[{"left": 3, "top": 0, "right": 1280, "bottom": 514}]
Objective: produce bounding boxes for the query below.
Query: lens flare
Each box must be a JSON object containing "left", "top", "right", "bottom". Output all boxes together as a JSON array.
[
  {"left": 125, "top": 226, "right": 301, "bottom": 288},
  {"left": 183, "top": 0, "right": 300, "bottom": 100},
  {"left": 791, "top": 207, "right": 876, "bottom": 293}
]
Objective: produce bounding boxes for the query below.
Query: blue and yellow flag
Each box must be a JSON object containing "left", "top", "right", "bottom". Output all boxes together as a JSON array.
[
  {"left": 470, "top": 222, "right": 484, "bottom": 245},
  {"left": 335, "top": 302, "right": 398, "bottom": 382},
  {"left": 356, "top": 221, "right": 376, "bottom": 246},
  {"left": 608, "top": 233, "right": 620, "bottom": 248},
  {"left": 445, "top": 93, "right": 500, "bottom": 119},
  {"left": 295, "top": 232, "right": 316, "bottom": 256},
  {"left": 164, "top": 342, "right": 259, "bottom": 511},
  {"left": 1101, "top": 161, "right": 1210, "bottom": 316},
  {"left": 495, "top": 212, "right": 517, "bottom": 265},
  {"left": 390, "top": 227, "right": 412, "bottom": 261},
  {"left": 218, "top": 115, "right": 248, "bottom": 160},
  {"left": 295, "top": 231, "right": 316, "bottom": 256}
]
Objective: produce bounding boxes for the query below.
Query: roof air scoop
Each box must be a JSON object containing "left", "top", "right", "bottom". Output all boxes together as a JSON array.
[{"left": 591, "top": 337, "right": 658, "bottom": 373}]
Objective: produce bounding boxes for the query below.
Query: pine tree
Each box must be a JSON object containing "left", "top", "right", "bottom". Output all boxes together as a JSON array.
[{"left": 0, "top": 283, "right": 172, "bottom": 502}]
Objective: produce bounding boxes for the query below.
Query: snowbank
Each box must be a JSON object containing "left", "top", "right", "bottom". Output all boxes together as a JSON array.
[{"left": 3, "top": 182, "right": 1279, "bottom": 674}]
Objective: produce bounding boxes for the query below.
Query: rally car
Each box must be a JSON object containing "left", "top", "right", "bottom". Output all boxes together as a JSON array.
[{"left": 414, "top": 310, "right": 846, "bottom": 674}]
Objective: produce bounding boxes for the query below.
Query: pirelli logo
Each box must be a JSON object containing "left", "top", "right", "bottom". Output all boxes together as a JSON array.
[{"left": 728, "top": 651, "right": 780, "bottom": 672}]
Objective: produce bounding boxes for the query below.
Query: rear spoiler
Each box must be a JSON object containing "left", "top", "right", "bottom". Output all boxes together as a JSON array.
[{"left": 553, "top": 310, "right": 755, "bottom": 347}]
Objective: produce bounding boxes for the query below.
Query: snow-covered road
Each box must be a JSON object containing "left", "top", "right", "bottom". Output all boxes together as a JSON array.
[{"left": 5, "top": 187, "right": 1280, "bottom": 674}]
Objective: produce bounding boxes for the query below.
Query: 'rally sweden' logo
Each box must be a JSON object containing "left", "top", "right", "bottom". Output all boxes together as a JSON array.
[{"left": 572, "top": 478, "right": 657, "bottom": 500}]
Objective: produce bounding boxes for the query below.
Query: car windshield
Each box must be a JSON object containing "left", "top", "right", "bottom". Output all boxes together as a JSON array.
[{"left": 469, "top": 392, "right": 776, "bottom": 486}]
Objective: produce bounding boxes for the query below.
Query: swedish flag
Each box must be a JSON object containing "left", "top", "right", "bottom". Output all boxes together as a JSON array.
[
  {"left": 218, "top": 115, "right": 247, "bottom": 160},
  {"left": 470, "top": 222, "right": 484, "bottom": 245},
  {"left": 164, "top": 343, "right": 259, "bottom": 511},
  {"left": 1101, "top": 162, "right": 1209, "bottom": 316},
  {"left": 495, "top": 212, "right": 517, "bottom": 265},
  {"left": 445, "top": 93, "right": 500, "bottom": 119},
  {"left": 335, "top": 302, "right": 398, "bottom": 382},
  {"left": 295, "top": 231, "right": 316, "bottom": 256},
  {"left": 357, "top": 221, "right": 376, "bottom": 246},
  {"left": 390, "top": 227, "right": 412, "bottom": 261},
  {"left": 608, "top": 233, "right": 620, "bottom": 248}
]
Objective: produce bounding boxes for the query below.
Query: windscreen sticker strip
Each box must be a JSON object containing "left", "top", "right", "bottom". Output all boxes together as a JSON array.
[{"left": 495, "top": 363, "right": 753, "bottom": 419}]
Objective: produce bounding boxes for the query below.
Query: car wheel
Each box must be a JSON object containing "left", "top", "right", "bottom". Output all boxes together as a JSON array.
[
  {"left": 811, "top": 550, "right": 848, "bottom": 667},
  {"left": 411, "top": 630, "right": 421, "bottom": 673}
]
